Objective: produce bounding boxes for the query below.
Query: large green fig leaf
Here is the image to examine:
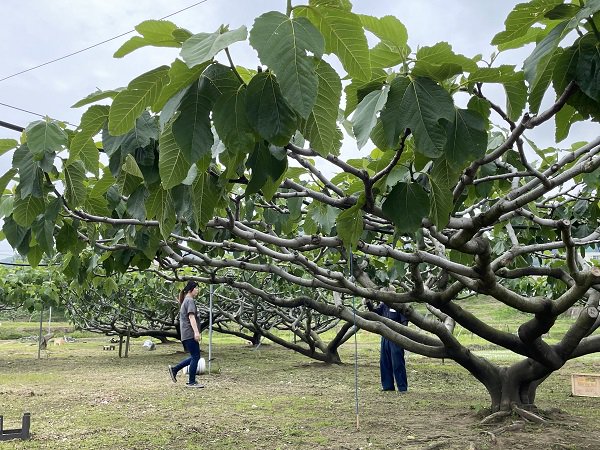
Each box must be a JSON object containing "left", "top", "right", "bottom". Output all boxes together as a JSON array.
[
  {"left": 250, "top": 12, "right": 323, "bottom": 118},
  {"left": 382, "top": 182, "right": 430, "bottom": 233},
  {"left": 108, "top": 66, "right": 169, "bottom": 135},
  {"left": 300, "top": 59, "right": 343, "bottom": 156},
  {"left": 245, "top": 72, "right": 298, "bottom": 146},
  {"left": 380, "top": 76, "right": 455, "bottom": 157}
]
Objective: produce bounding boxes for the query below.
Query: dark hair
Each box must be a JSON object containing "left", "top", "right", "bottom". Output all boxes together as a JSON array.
[{"left": 178, "top": 281, "right": 198, "bottom": 303}]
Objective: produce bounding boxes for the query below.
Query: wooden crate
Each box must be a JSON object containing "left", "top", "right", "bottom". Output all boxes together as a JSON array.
[{"left": 571, "top": 373, "right": 600, "bottom": 397}]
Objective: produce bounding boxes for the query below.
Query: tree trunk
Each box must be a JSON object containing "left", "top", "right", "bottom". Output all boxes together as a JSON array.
[
  {"left": 482, "top": 362, "right": 552, "bottom": 413},
  {"left": 451, "top": 350, "right": 552, "bottom": 414},
  {"left": 322, "top": 349, "right": 342, "bottom": 365}
]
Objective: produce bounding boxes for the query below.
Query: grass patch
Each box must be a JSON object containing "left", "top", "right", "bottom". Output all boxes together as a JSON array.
[{"left": 0, "top": 334, "right": 599, "bottom": 449}]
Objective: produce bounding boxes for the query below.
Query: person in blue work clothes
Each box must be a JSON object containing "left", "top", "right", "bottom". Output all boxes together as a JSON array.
[{"left": 364, "top": 298, "right": 408, "bottom": 392}]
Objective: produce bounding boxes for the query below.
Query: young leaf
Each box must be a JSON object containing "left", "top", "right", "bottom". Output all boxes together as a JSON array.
[
  {"left": 369, "top": 41, "right": 408, "bottom": 69},
  {"left": 2, "top": 216, "right": 29, "bottom": 250},
  {"left": 529, "top": 49, "right": 560, "bottom": 113},
  {"left": 412, "top": 42, "right": 478, "bottom": 81},
  {"left": 117, "top": 163, "right": 143, "bottom": 197},
  {"left": 32, "top": 216, "right": 55, "bottom": 257},
  {"left": 555, "top": 103, "right": 583, "bottom": 142},
  {"left": 108, "top": 66, "right": 170, "bottom": 135},
  {"left": 469, "top": 66, "right": 527, "bottom": 121},
  {"left": 492, "top": 0, "right": 563, "bottom": 46},
  {"left": 359, "top": 14, "right": 408, "bottom": 49},
  {"left": 523, "top": 21, "right": 569, "bottom": 96},
  {"left": 68, "top": 138, "right": 99, "bottom": 176},
  {"left": 181, "top": 25, "right": 248, "bottom": 67},
  {"left": 305, "top": 201, "right": 340, "bottom": 234},
  {"left": 0, "top": 169, "right": 16, "bottom": 195},
  {"left": 126, "top": 186, "right": 148, "bottom": 221},
  {"left": 343, "top": 70, "right": 387, "bottom": 116},
  {"left": 114, "top": 20, "right": 182, "bottom": 58},
  {"left": 352, "top": 87, "right": 389, "bottom": 149},
  {"left": 71, "top": 88, "right": 123, "bottom": 108},
  {"left": 27, "top": 245, "right": 43, "bottom": 268},
  {"left": 0, "top": 139, "right": 18, "bottom": 156}
]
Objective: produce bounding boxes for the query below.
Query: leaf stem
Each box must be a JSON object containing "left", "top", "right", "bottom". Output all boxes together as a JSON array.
[
  {"left": 286, "top": 0, "right": 292, "bottom": 17},
  {"left": 225, "top": 48, "right": 246, "bottom": 85},
  {"left": 587, "top": 17, "right": 600, "bottom": 41}
]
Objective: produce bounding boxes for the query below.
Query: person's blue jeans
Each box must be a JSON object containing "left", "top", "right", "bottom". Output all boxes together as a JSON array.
[
  {"left": 173, "top": 339, "right": 201, "bottom": 384},
  {"left": 380, "top": 338, "right": 407, "bottom": 391}
]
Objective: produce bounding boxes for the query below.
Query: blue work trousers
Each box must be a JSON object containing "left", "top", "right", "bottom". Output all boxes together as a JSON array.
[
  {"left": 173, "top": 339, "right": 201, "bottom": 384},
  {"left": 380, "top": 338, "right": 407, "bottom": 391}
]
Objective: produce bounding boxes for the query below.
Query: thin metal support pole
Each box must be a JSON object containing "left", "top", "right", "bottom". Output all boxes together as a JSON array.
[
  {"left": 349, "top": 247, "right": 360, "bottom": 430},
  {"left": 208, "top": 284, "right": 214, "bottom": 374},
  {"left": 37, "top": 307, "right": 43, "bottom": 360}
]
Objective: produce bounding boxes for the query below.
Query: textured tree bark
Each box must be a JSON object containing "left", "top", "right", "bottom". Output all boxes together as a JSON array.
[{"left": 474, "top": 361, "right": 553, "bottom": 414}]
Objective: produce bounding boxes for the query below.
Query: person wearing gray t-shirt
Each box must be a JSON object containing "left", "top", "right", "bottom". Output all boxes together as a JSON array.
[{"left": 167, "top": 281, "right": 204, "bottom": 388}]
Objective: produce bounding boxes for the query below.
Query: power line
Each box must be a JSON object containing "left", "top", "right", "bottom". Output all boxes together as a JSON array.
[
  {"left": 0, "top": 102, "right": 73, "bottom": 126},
  {"left": 0, "top": 0, "right": 210, "bottom": 83},
  {"left": 0, "top": 102, "right": 76, "bottom": 133}
]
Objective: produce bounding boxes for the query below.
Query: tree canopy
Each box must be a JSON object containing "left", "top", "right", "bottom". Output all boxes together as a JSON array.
[{"left": 2, "top": 0, "right": 600, "bottom": 415}]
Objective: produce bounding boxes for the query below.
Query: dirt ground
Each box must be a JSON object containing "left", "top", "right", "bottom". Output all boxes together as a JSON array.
[{"left": 1, "top": 338, "right": 599, "bottom": 449}]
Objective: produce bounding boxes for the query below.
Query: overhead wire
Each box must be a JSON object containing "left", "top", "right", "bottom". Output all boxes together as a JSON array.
[
  {"left": 0, "top": 102, "right": 74, "bottom": 129},
  {"left": 0, "top": 0, "right": 210, "bottom": 132},
  {"left": 0, "top": 0, "right": 210, "bottom": 83},
  {"left": 0, "top": 102, "right": 54, "bottom": 119}
]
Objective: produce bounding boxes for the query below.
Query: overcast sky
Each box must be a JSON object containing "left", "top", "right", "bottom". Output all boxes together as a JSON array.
[
  {"left": 0, "top": 0, "right": 592, "bottom": 256},
  {"left": 1, "top": 1, "right": 521, "bottom": 130}
]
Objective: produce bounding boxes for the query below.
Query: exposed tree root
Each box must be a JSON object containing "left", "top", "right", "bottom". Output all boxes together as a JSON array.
[
  {"left": 481, "top": 430, "right": 497, "bottom": 445},
  {"left": 480, "top": 403, "right": 548, "bottom": 426},
  {"left": 513, "top": 404, "right": 546, "bottom": 423},
  {"left": 491, "top": 421, "right": 526, "bottom": 435},
  {"left": 479, "top": 410, "right": 511, "bottom": 425}
]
